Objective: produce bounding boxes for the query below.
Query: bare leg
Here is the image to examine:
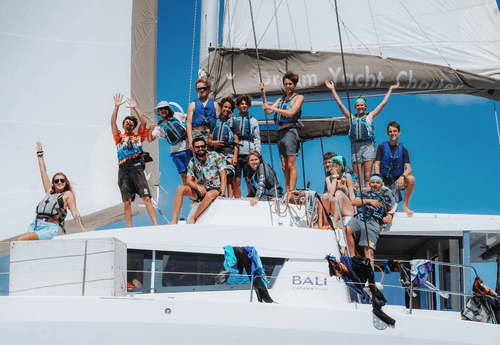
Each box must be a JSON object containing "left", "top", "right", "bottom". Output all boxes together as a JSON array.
[
  {"left": 16, "top": 232, "right": 40, "bottom": 241},
  {"left": 171, "top": 186, "right": 195, "bottom": 225},
  {"left": 363, "top": 160, "right": 374, "bottom": 187},
  {"left": 227, "top": 177, "right": 233, "bottom": 198},
  {"left": 402, "top": 175, "right": 415, "bottom": 216},
  {"left": 363, "top": 247, "right": 375, "bottom": 263},
  {"left": 287, "top": 155, "right": 298, "bottom": 191},
  {"left": 332, "top": 191, "right": 354, "bottom": 226},
  {"left": 353, "top": 163, "right": 363, "bottom": 189},
  {"left": 244, "top": 177, "right": 251, "bottom": 196},
  {"left": 142, "top": 196, "right": 158, "bottom": 225},
  {"left": 280, "top": 157, "right": 289, "bottom": 191},
  {"left": 180, "top": 172, "right": 188, "bottom": 186},
  {"left": 124, "top": 199, "right": 132, "bottom": 227},
  {"left": 346, "top": 226, "right": 356, "bottom": 257},
  {"left": 189, "top": 190, "right": 219, "bottom": 224},
  {"left": 232, "top": 178, "right": 241, "bottom": 198}
]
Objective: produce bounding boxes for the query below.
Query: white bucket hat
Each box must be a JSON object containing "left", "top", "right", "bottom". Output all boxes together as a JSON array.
[{"left": 153, "top": 101, "right": 174, "bottom": 116}]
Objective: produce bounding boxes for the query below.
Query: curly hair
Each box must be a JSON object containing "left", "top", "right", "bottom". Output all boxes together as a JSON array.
[
  {"left": 195, "top": 78, "right": 211, "bottom": 91},
  {"left": 122, "top": 116, "right": 138, "bottom": 128},
  {"left": 220, "top": 96, "right": 235, "bottom": 111},
  {"left": 236, "top": 94, "right": 252, "bottom": 107},
  {"left": 248, "top": 150, "right": 263, "bottom": 163}
]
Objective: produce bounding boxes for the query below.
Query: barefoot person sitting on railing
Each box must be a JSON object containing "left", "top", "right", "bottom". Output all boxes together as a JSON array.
[{"left": 16, "top": 142, "right": 91, "bottom": 241}]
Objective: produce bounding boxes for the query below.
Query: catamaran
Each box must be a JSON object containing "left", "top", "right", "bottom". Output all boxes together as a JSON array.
[{"left": 1, "top": 0, "right": 500, "bottom": 344}]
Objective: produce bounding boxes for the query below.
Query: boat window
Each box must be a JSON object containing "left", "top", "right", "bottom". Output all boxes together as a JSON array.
[
  {"left": 153, "top": 250, "right": 285, "bottom": 293},
  {"left": 127, "top": 250, "right": 152, "bottom": 294}
]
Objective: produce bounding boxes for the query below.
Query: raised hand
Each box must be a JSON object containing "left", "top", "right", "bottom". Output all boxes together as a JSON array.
[
  {"left": 125, "top": 97, "right": 137, "bottom": 109},
  {"left": 114, "top": 94, "right": 125, "bottom": 107},
  {"left": 390, "top": 82, "right": 400, "bottom": 90},
  {"left": 325, "top": 80, "right": 336, "bottom": 90},
  {"left": 259, "top": 83, "right": 265, "bottom": 92},
  {"left": 36, "top": 141, "right": 43, "bottom": 152},
  {"left": 149, "top": 122, "right": 155, "bottom": 131}
]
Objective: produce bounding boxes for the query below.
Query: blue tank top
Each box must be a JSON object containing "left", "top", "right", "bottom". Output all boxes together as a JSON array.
[{"left": 192, "top": 99, "right": 216, "bottom": 127}]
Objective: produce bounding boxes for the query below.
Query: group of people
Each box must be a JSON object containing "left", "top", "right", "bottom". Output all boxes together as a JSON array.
[{"left": 21, "top": 70, "right": 415, "bottom": 260}]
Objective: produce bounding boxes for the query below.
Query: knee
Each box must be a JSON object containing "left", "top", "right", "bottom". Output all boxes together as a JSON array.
[
  {"left": 141, "top": 196, "right": 152, "bottom": 204},
  {"left": 123, "top": 200, "right": 132, "bottom": 208},
  {"left": 405, "top": 175, "right": 415, "bottom": 185}
]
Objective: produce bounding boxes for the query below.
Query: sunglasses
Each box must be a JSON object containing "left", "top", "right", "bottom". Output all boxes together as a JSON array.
[
  {"left": 54, "top": 179, "right": 66, "bottom": 184},
  {"left": 194, "top": 145, "right": 207, "bottom": 149},
  {"left": 158, "top": 107, "right": 169, "bottom": 111},
  {"left": 196, "top": 87, "right": 208, "bottom": 92}
]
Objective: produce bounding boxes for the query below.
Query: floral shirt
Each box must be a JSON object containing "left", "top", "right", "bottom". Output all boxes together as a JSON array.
[
  {"left": 354, "top": 189, "right": 393, "bottom": 225},
  {"left": 187, "top": 152, "right": 226, "bottom": 188}
]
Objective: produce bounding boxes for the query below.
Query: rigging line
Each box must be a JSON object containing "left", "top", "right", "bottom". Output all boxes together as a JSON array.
[
  {"left": 397, "top": 0, "right": 451, "bottom": 68},
  {"left": 255, "top": 0, "right": 284, "bottom": 48},
  {"left": 248, "top": 0, "right": 280, "bottom": 207},
  {"left": 212, "top": 1, "right": 227, "bottom": 97},
  {"left": 303, "top": 0, "right": 313, "bottom": 50},
  {"left": 366, "top": 0, "right": 382, "bottom": 57},
  {"left": 301, "top": 142, "right": 306, "bottom": 189},
  {"left": 188, "top": 0, "right": 198, "bottom": 105},
  {"left": 285, "top": 0, "right": 298, "bottom": 49},
  {"left": 273, "top": 0, "right": 281, "bottom": 48},
  {"left": 327, "top": 0, "right": 371, "bottom": 54},
  {"left": 495, "top": 101, "right": 500, "bottom": 146},
  {"left": 333, "top": 0, "right": 372, "bottom": 265}
]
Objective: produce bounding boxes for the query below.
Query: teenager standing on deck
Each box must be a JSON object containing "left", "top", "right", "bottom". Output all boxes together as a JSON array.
[
  {"left": 260, "top": 71, "right": 304, "bottom": 192},
  {"left": 325, "top": 80, "right": 400, "bottom": 188}
]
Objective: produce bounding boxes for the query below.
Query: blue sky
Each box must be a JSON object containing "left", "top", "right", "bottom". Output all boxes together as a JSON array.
[{"left": 105, "top": 1, "right": 500, "bottom": 286}]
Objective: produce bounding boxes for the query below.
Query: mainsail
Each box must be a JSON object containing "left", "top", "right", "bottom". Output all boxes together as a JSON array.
[
  {"left": 201, "top": 0, "right": 500, "bottom": 102},
  {"left": 0, "top": 0, "right": 158, "bottom": 245}
]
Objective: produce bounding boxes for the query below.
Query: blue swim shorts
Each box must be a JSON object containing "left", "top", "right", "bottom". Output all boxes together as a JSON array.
[
  {"left": 171, "top": 149, "right": 193, "bottom": 174},
  {"left": 27, "top": 218, "right": 59, "bottom": 240}
]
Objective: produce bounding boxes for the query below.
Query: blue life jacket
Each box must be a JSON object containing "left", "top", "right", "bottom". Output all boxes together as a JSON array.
[
  {"left": 212, "top": 119, "right": 234, "bottom": 145},
  {"left": 349, "top": 114, "right": 374, "bottom": 141},
  {"left": 274, "top": 94, "right": 301, "bottom": 125},
  {"left": 236, "top": 114, "right": 254, "bottom": 140},
  {"left": 192, "top": 99, "right": 216, "bottom": 127},
  {"left": 380, "top": 141, "right": 404, "bottom": 184},
  {"left": 159, "top": 118, "right": 187, "bottom": 145}
]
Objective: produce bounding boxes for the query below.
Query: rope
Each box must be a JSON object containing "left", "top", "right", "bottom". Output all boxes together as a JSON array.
[
  {"left": 367, "top": 0, "right": 382, "bottom": 57},
  {"left": 333, "top": 0, "right": 372, "bottom": 264},
  {"left": 248, "top": 0, "right": 280, "bottom": 209},
  {"left": 188, "top": 0, "right": 198, "bottom": 105},
  {"left": 303, "top": 0, "right": 313, "bottom": 50},
  {"left": 285, "top": 0, "right": 298, "bottom": 49},
  {"left": 397, "top": 0, "right": 451, "bottom": 68},
  {"left": 494, "top": 101, "right": 500, "bottom": 146},
  {"left": 301, "top": 142, "right": 306, "bottom": 188}
]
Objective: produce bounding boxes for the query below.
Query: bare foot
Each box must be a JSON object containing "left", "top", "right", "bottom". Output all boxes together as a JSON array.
[
  {"left": 169, "top": 220, "right": 178, "bottom": 225},
  {"left": 402, "top": 206, "right": 414, "bottom": 217},
  {"left": 188, "top": 218, "right": 196, "bottom": 224}
]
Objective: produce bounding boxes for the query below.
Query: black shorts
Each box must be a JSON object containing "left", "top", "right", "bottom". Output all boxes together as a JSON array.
[
  {"left": 118, "top": 164, "right": 151, "bottom": 202},
  {"left": 194, "top": 186, "right": 222, "bottom": 202},
  {"left": 235, "top": 155, "right": 251, "bottom": 179}
]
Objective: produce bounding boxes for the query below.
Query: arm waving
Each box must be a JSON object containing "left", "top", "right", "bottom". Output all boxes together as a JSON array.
[
  {"left": 368, "top": 82, "right": 400, "bottom": 121},
  {"left": 111, "top": 94, "right": 125, "bottom": 136},
  {"left": 325, "top": 80, "right": 350, "bottom": 119},
  {"left": 126, "top": 97, "right": 147, "bottom": 130},
  {"left": 36, "top": 142, "right": 52, "bottom": 194}
]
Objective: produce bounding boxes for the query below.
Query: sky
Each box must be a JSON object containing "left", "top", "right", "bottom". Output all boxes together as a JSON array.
[{"left": 97, "top": 0, "right": 500, "bottom": 289}]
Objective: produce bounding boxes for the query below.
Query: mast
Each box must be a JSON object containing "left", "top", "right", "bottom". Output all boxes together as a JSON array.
[{"left": 199, "top": 0, "right": 220, "bottom": 63}]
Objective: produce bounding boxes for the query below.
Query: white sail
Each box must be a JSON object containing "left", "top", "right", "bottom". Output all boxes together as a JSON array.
[
  {"left": 223, "top": 0, "right": 500, "bottom": 78},
  {"left": 0, "top": 0, "right": 158, "bottom": 243}
]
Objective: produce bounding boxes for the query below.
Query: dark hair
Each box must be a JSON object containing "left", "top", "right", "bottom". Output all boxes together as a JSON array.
[
  {"left": 323, "top": 152, "right": 337, "bottom": 161},
  {"left": 355, "top": 96, "right": 367, "bottom": 105},
  {"left": 192, "top": 137, "right": 207, "bottom": 147},
  {"left": 236, "top": 94, "right": 252, "bottom": 107},
  {"left": 195, "top": 78, "right": 211, "bottom": 91},
  {"left": 283, "top": 70, "right": 299, "bottom": 86},
  {"left": 248, "top": 150, "right": 263, "bottom": 164},
  {"left": 220, "top": 96, "right": 235, "bottom": 111},
  {"left": 51, "top": 172, "right": 72, "bottom": 194},
  {"left": 387, "top": 121, "right": 400, "bottom": 132},
  {"left": 122, "top": 116, "right": 138, "bottom": 128}
]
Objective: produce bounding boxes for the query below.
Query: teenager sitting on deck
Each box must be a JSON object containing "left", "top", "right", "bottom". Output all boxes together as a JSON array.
[
  {"left": 170, "top": 137, "right": 226, "bottom": 224},
  {"left": 345, "top": 174, "right": 394, "bottom": 262},
  {"left": 246, "top": 150, "right": 283, "bottom": 206},
  {"left": 374, "top": 121, "right": 415, "bottom": 216}
]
